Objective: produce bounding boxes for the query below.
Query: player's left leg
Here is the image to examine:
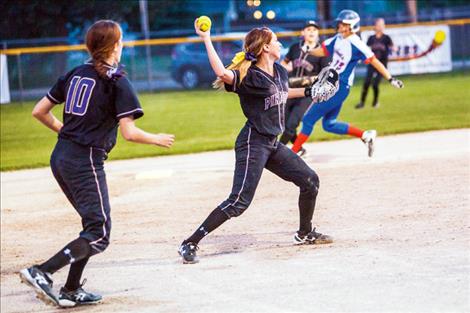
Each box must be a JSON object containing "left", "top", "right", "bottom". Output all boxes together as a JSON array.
[
  {"left": 372, "top": 68, "right": 383, "bottom": 108},
  {"left": 356, "top": 64, "right": 374, "bottom": 109},
  {"left": 265, "top": 143, "right": 332, "bottom": 244}
]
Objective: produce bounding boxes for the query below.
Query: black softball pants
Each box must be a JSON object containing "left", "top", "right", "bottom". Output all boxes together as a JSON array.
[
  {"left": 360, "top": 63, "right": 385, "bottom": 105},
  {"left": 279, "top": 97, "right": 312, "bottom": 145},
  {"left": 219, "top": 125, "right": 319, "bottom": 233},
  {"left": 50, "top": 138, "right": 111, "bottom": 256}
]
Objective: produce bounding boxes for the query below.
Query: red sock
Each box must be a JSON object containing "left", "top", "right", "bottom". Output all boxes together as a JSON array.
[
  {"left": 292, "top": 133, "right": 309, "bottom": 153},
  {"left": 347, "top": 125, "right": 364, "bottom": 138}
]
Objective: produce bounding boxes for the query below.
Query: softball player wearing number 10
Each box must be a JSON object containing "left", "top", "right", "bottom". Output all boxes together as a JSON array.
[
  {"left": 19, "top": 20, "right": 174, "bottom": 308},
  {"left": 292, "top": 10, "right": 404, "bottom": 157}
]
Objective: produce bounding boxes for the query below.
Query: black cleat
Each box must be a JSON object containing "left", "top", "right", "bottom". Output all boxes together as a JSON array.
[
  {"left": 355, "top": 102, "right": 365, "bottom": 109},
  {"left": 19, "top": 266, "right": 59, "bottom": 307},
  {"left": 58, "top": 279, "right": 102, "bottom": 307},
  {"left": 297, "top": 147, "right": 307, "bottom": 158},
  {"left": 293, "top": 227, "right": 333, "bottom": 245},
  {"left": 178, "top": 242, "right": 199, "bottom": 264}
]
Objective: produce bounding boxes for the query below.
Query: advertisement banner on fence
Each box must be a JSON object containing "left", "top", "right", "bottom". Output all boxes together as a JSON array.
[
  {"left": 1, "top": 54, "right": 11, "bottom": 104},
  {"left": 361, "top": 24, "right": 452, "bottom": 75}
]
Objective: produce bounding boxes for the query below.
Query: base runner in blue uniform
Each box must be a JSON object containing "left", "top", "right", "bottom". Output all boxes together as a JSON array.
[
  {"left": 178, "top": 19, "right": 339, "bottom": 264},
  {"left": 292, "top": 10, "right": 404, "bottom": 157},
  {"left": 19, "top": 20, "right": 174, "bottom": 308}
]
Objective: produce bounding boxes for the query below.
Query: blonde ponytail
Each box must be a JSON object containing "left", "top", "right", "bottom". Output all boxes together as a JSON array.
[{"left": 213, "top": 52, "right": 253, "bottom": 90}]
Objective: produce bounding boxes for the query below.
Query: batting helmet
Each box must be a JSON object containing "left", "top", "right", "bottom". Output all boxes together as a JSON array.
[{"left": 335, "top": 10, "right": 360, "bottom": 33}]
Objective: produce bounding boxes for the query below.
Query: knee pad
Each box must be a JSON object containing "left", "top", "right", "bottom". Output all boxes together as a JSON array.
[{"left": 301, "top": 171, "right": 320, "bottom": 196}]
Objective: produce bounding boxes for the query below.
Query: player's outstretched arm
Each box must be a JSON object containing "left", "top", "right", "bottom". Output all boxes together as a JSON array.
[
  {"left": 287, "top": 88, "right": 307, "bottom": 99},
  {"left": 370, "top": 57, "right": 404, "bottom": 88},
  {"left": 32, "top": 96, "right": 63, "bottom": 133},
  {"left": 119, "top": 117, "right": 174, "bottom": 148},
  {"left": 194, "top": 19, "right": 234, "bottom": 85}
]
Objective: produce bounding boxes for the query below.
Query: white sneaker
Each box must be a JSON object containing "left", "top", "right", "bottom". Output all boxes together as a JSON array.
[{"left": 361, "top": 130, "right": 377, "bottom": 157}]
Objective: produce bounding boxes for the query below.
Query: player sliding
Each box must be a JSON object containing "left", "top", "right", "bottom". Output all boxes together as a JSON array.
[
  {"left": 20, "top": 20, "right": 174, "bottom": 308},
  {"left": 178, "top": 17, "right": 338, "bottom": 264},
  {"left": 291, "top": 10, "right": 404, "bottom": 157}
]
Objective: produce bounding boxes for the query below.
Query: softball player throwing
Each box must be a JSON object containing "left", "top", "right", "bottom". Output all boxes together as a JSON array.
[
  {"left": 19, "top": 20, "right": 174, "bottom": 307},
  {"left": 291, "top": 10, "right": 404, "bottom": 157},
  {"left": 178, "top": 19, "right": 338, "bottom": 264}
]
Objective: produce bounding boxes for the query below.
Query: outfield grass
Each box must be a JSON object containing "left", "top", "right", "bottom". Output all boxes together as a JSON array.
[{"left": 1, "top": 71, "right": 469, "bottom": 171}]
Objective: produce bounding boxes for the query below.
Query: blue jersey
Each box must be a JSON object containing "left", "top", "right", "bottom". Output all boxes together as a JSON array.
[
  {"left": 322, "top": 34, "right": 375, "bottom": 86},
  {"left": 46, "top": 62, "right": 143, "bottom": 152}
]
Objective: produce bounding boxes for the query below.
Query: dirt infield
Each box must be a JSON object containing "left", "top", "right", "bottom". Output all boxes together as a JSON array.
[{"left": 1, "top": 129, "right": 469, "bottom": 313}]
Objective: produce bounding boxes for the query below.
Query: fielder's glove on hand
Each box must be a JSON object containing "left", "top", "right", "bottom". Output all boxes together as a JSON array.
[
  {"left": 389, "top": 77, "right": 404, "bottom": 88},
  {"left": 305, "top": 66, "right": 339, "bottom": 103}
]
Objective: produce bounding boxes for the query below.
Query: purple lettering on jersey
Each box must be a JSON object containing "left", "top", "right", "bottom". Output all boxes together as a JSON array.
[
  {"left": 264, "top": 91, "right": 288, "bottom": 110},
  {"left": 65, "top": 76, "right": 80, "bottom": 114},
  {"left": 71, "top": 78, "right": 96, "bottom": 116},
  {"left": 65, "top": 76, "right": 96, "bottom": 116}
]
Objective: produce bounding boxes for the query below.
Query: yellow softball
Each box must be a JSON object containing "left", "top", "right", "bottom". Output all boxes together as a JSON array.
[
  {"left": 197, "top": 16, "right": 212, "bottom": 32},
  {"left": 434, "top": 30, "right": 446, "bottom": 45}
]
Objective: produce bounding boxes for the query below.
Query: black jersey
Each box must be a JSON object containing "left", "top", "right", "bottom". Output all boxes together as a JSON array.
[
  {"left": 366, "top": 34, "right": 393, "bottom": 63},
  {"left": 224, "top": 63, "right": 289, "bottom": 137},
  {"left": 46, "top": 62, "right": 143, "bottom": 152},
  {"left": 284, "top": 41, "right": 330, "bottom": 78}
]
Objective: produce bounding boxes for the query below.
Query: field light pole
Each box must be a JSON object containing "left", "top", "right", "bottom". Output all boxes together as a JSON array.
[{"left": 139, "top": 0, "right": 153, "bottom": 91}]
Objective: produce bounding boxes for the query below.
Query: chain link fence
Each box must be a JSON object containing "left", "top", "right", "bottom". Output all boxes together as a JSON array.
[{"left": 1, "top": 19, "right": 469, "bottom": 103}]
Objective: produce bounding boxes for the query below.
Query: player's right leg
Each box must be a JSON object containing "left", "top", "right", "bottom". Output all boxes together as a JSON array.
[
  {"left": 179, "top": 126, "right": 272, "bottom": 263},
  {"left": 279, "top": 98, "right": 298, "bottom": 145},
  {"left": 284, "top": 97, "right": 312, "bottom": 157}
]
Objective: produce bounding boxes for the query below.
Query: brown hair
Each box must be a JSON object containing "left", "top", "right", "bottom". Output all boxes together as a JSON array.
[
  {"left": 85, "top": 20, "right": 122, "bottom": 79},
  {"left": 213, "top": 27, "right": 273, "bottom": 89}
]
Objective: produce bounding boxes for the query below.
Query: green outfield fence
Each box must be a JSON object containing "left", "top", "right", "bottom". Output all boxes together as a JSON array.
[{"left": 1, "top": 18, "right": 469, "bottom": 103}]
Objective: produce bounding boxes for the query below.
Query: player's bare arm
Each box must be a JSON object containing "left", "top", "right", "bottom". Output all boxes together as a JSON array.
[
  {"left": 32, "top": 96, "right": 63, "bottom": 133},
  {"left": 288, "top": 88, "right": 307, "bottom": 99},
  {"left": 119, "top": 116, "right": 174, "bottom": 148},
  {"left": 194, "top": 19, "right": 234, "bottom": 85},
  {"left": 309, "top": 46, "right": 326, "bottom": 57},
  {"left": 370, "top": 57, "right": 404, "bottom": 88}
]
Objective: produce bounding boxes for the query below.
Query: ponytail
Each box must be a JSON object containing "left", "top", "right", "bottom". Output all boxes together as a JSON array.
[
  {"left": 85, "top": 20, "right": 122, "bottom": 79},
  {"left": 213, "top": 51, "right": 257, "bottom": 90}
]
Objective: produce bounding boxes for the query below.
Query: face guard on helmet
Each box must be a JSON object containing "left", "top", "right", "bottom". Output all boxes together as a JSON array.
[{"left": 335, "top": 9, "right": 360, "bottom": 33}]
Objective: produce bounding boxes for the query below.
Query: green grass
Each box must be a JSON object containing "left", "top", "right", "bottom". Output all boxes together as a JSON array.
[{"left": 1, "top": 71, "right": 469, "bottom": 171}]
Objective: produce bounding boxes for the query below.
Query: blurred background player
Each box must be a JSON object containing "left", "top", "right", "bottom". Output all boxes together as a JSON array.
[
  {"left": 356, "top": 18, "right": 394, "bottom": 109},
  {"left": 291, "top": 10, "right": 404, "bottom": 158},
  {"left": 19, "top": 20, "right": 174, "bottom": 308},
  {"left": 280, "top": 20, "right": 330, "bottom": 157},
  {"left": 178, "top": 19, "right": 335, "bottom": 264}
]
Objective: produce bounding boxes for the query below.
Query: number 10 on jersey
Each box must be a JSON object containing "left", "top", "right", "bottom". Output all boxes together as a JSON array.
[{"left": 65, "top": 76, "right": 96, "bottom": 116}]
